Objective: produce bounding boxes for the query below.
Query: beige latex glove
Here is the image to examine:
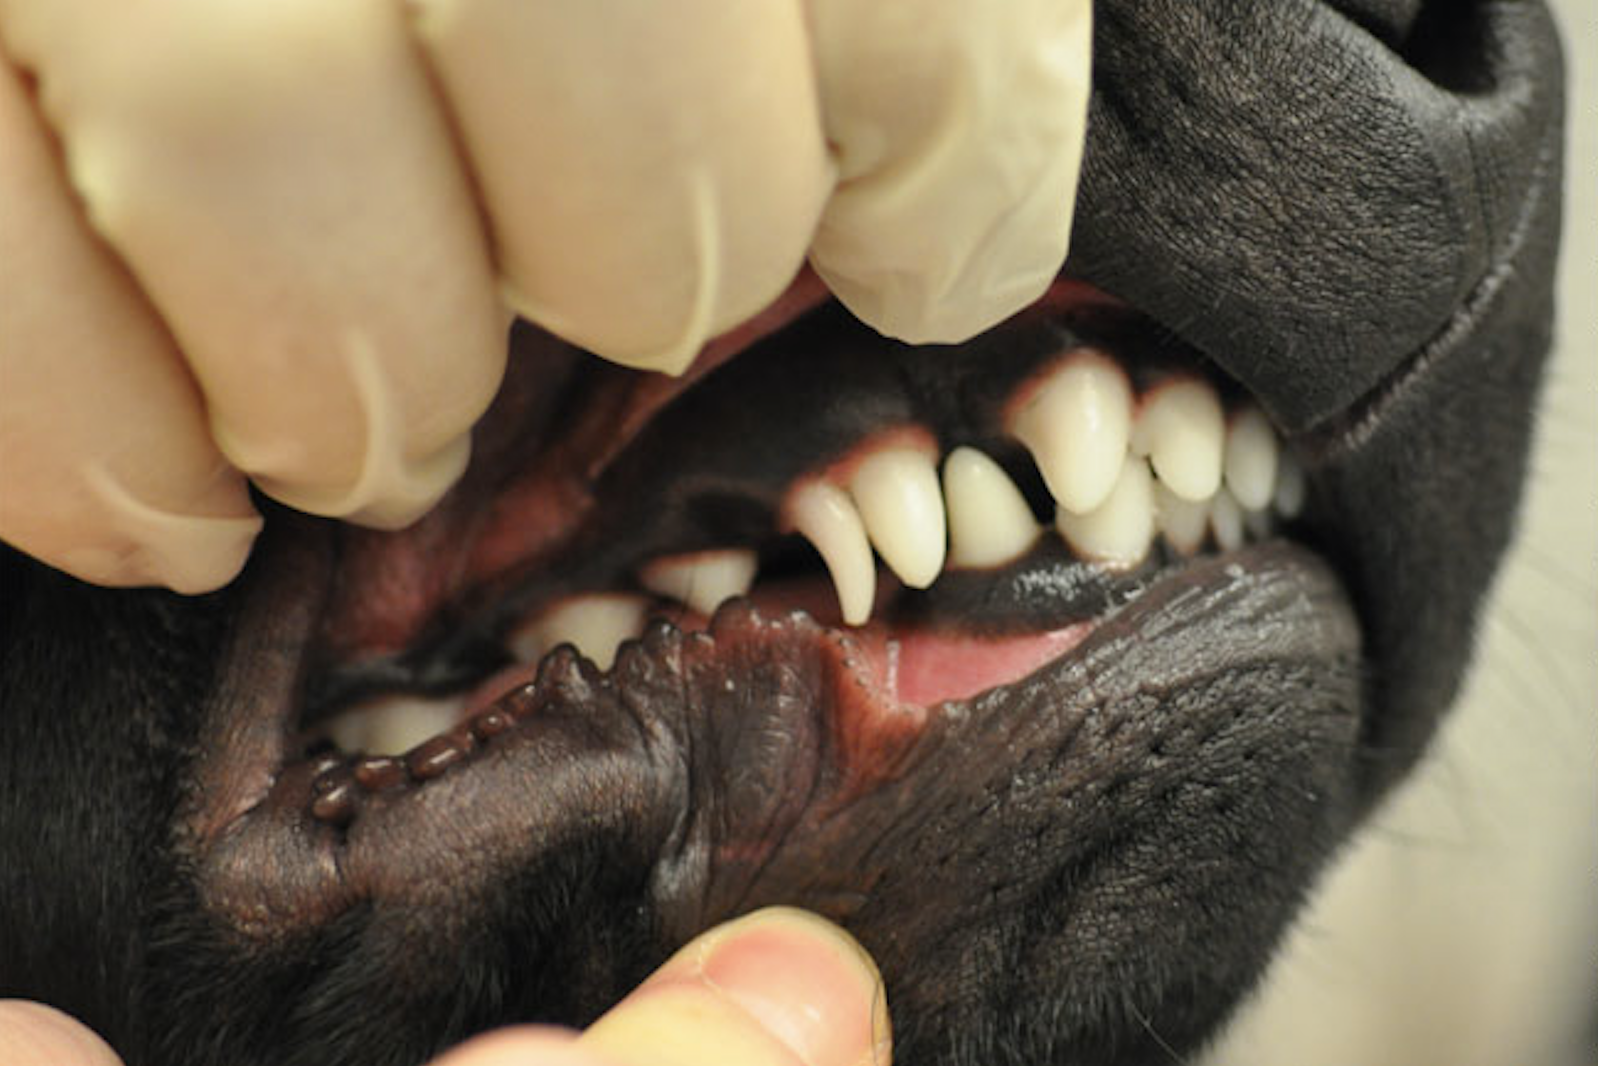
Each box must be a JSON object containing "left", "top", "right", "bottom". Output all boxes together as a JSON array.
[
  {"left": 0, "top": 908, "right": 891, "bottom": 1066},
  {"left": 0, "top": 0, "right": 1091, "bottom": 594}
]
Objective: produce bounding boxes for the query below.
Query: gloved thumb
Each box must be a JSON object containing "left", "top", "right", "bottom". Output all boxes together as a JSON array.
[{"left": 0, "top": 1001, "right": 124, "bottom": 1066}]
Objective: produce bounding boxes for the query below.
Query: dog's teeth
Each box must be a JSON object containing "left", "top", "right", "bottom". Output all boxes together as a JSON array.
[
  {"left": 1132, "top": 377, "right": 1225, "bottom": 502},
  {"left": 942, "top": 446, "right": 1040, "bottom": 569},
  {"left": 511, "top": 593, "right": 649, "bottom": 670},
  {"left": 1010, "top": 350, "right": 1132, "bottom": 515},
  {"left": 787, "top": 480, "right": 876, "bottom": 626},
  {"left": 1055, "top": 455, "right": 1155, "bottom": 568},
  {"left": 326, "top": 694, "right": 463, "bottom": 757},
  {"left": 1210, "top": 487, "right": 1245, "bottom": 552},
  {"left": 848, "top": 445, "right": 947, "bottom": 589},
  {"left": 1273, "top": 451, "right": 1306, "bottom": 518},
  {"left": 1223, "top": 406, "right": 1280, "bottom": 511},
  {"left": 1154, "top": 478, "right": 1209, "bottom": 555},
  {"left": 639, "top": 548, "right": 758, "bottom": 616},
  {"left": 1244, "top": 505, "right": 1273, "bottom": 540}
]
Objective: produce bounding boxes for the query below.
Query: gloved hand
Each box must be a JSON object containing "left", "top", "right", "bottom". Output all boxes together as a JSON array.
[
  {"left": 0, "top": 0, "right": 1090, "bottom": 594},
  {"left": 0, "top": 908, "right": 891, "bottom": 1066}
]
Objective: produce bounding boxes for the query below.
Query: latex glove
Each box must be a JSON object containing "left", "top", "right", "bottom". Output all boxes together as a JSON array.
[
  {"left": 0, "top": 0, "right": 1091, "bottom": 594},
  {"left": 0, "top": 908, "right": 891, "bottom": 1066}
]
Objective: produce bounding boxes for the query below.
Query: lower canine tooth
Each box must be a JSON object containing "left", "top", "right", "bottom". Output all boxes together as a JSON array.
[
  {"left": 848, "top": 446, "right": 947, "bottom": 589},
  {"left": 942, "top": 446, "right": 1040, "bottom": 568},
  {"left": 1009, "top": 349, "right": 1133, "bottom": 515},
  {"left": 639, "top": 549, "right": 758, "bottom": 616},
  {"left": 513, "top": 593, "right": 649, "bottom": 670},
  {"left": 1055, "top": 455, "right": 1155, "bottom": 568},
  {"left": 1154, "top": 479, "right": 1208, "bottom": 555},
  {"left": 1132, "top": 377, "right": 1225, "bottom": 501},
  {"left": 1210, "top": 488, "right": 1245, "bottom": 552},
  {"left": 786, "top": 480, "right": 876, "bottom": 625},
  {"left": 1224, "top": 407, "right": 1280, "bottom": 511},
  {"left": 1273, "top": 451, "right": 1306, "bottom": 517},
  {"left": 326, "top": 694, "right": 463, "bottom": 757}
]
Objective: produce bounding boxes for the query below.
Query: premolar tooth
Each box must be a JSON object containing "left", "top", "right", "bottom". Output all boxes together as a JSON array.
[
  {"left": 848, "top": 446, "right": 947, "bottom": 588},
  {"left": 1273, "top": 451, "right": 1306, "bottom": 518},
  {"left": 1009, "top": 350, "right": 1132, "bottom": 515},
  {"left": 1153, "top": 479, "right": 1208, "bottom": 555},
  {"left": 1224, "top": 407, "right": 1280, "bottom": 511},
  {"left": 787, "top": 481, "right": 875, "bottom": 625},
  {"left": 1131, "top": 378, "right": 1224, "bottom": 501},
  {"left": 639, "top": 548, "right": 758, "bottom": 616},
  {"left": 1210, "top": 487, "right": 1245, "bottom": 552},
  {"left": 942, "top": 446, "right": 1040, "bottom": 568},
  {"left": 1055, "top": 455, "right": 1155, "bottom": 568},
  {"left": 512, "top": 593, "right": 649, "bottom": 670},
  {"left": 326, "top": 694, "right": 463, "bottom": 757}
]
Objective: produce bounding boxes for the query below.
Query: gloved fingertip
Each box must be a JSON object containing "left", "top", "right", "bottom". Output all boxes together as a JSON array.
[
  {"left": 819, "top": 259, "right": 1057, "bottom": 348},
  {"left": 0, "top": 1001, "right": 125, "bottom": 1066}
]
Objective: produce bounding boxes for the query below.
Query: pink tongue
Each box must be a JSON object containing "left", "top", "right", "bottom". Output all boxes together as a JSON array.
[{"left": 862, "top": 624, "right": 1092, "bottom": 707}]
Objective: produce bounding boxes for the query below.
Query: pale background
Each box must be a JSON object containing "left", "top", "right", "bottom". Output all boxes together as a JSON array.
[{"left": 1204, "top": 2, "right": 1598, "bottom": 1063}]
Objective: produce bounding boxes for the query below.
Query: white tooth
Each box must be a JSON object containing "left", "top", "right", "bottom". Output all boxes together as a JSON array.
[
  {"left": 1153, "top": 478, "right": 1209, "bottom": 555},
  {"left": 1055, "top": 455, "right": 1155, "bottom": 568},
  {"left": 515, "top": 593, "right": 649, "bottom": 670},
  {"left": 1131, "top": 378, "right": 1224, "bottom": 501},
  {"left": 1210, "top": 487, "right": 1245, "bottom": 552},
  {"left": 1009, "top": 350, "right": 1132, "bottom": 515},
  {"left": 848, "top": 446, "right": 947, "bottom": 589},
  {"left": 639, "top": 549, "right": 758, "bottom": 616},
  {"left": 942, "top": 447, "right": 1040, "bottom": 568},
  {"left": 326, "top": 694, "right": 462, "bottom": 757},
  {"left": 1245, "top": 506, "right": 1273, "bottom": 540},
  {"left": 1273, "top": 451, "right": 1306, "bottom": 518},
  {"left": 787, "top": 480, "right": 875, "bottom": 626},
  {"left": 1224, "top": 407, "right": 1280, "bottom": 511}
]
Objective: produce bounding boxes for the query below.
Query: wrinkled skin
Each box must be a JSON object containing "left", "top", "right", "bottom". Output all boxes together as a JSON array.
[{"left": 0, "top": 3, "right": 1565, "bottom": 1065}]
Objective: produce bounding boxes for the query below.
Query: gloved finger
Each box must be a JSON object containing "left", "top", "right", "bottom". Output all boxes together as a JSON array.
[
  {"left": 807, "top": 0, "right": 1092, "bottom": 344},
  {"left": 0, "top": 1001, "right": 124, "bottom": 1066},
  {"left": 581, "top": 907, "right": 890, "bottom": 1066},
  {"left": 0, "top": 0, "right": 506, "bottom": 530},
  {"left": 411, "top": 0, "right": 833, "bottom": 375},
  {"left": 0, "top": 53, "right": 259, "bottom": 593}
]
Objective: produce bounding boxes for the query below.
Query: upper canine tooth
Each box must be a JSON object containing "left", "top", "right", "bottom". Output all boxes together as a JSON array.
[
  {"left": 639, "top": 549, "right": 758, "bottom": 616},
  {"left": 942, "top": 446, "right": 1040, "bottom": 568},
  {"left": 1153, "top": 479, "right": 1208, "bottom": 555},
  {"left": 1131, "top": 377, "right": 1224, "bottom": 501},
  {"left": 1224, "top": 407, "right": 1280, "bottom": 511},
  {"left": 1055, "top": 455, "right": 1155, "bottom": 568},
  {"left": 848, "top": 446, "right": 947, "bottom": 589},
  {"left": 512, "top": 593, "right": 649, "bottom": 671},
  {"left": 326, "top": 694, "right": 463, "bottom": 757},
  {"left": 1008, "top": 350, "right": 1132, "bottom": 515},
  {"left": 786, "top": 480, "right": 875, "bottom": 626}
]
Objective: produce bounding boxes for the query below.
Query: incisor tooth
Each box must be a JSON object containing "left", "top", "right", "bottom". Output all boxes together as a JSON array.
[
  {"left": 848, "top": 446, "right": 947, "bottom": 588},
  {"left": 1131, "top": 378, "right": 1224, "bottom": 501},
  {"left": 639, "top": 549, "right": 758, "bottom": 616},
  {"left": 512, "top": 593, "right": 648, "bottom": 670},
  {"left": 942, "top": 447, "right": 1040, "bottom": 568},
  {"left": 1224, "top": 407, "right": 1280, "bottom": 511},
  {"left": 1210, "top": 488, "right": 1245, "bottom": 552},
  {"left": 1055, "top": 455, "right": 1155, "bottom": 568},
  {"left": 1153, "top": 479, "right": 1208, "bottom": 555},
  {"left": 787, "top": 480, "right": 876, "bottom": 626},
  {"left": 327, "top": 694, "right": 462, "bottom": 757},
  {"left": 1009, "top": 350, "right": 1132, "bottom": 515}
]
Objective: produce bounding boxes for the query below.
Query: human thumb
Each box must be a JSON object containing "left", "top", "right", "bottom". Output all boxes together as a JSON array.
[{"left": 0, "top": 1001, "right": 124, "bottom": 1066}]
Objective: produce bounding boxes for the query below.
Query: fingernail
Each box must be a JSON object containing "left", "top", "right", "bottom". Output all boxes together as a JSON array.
[{"left": 687, "top": 908, "right": 890, "bottom": 1066}]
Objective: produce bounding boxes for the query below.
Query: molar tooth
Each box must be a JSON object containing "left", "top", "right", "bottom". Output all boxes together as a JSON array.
[
  {"left": 1131, "top": 377, "right": 1224, "bottom": 501},
  {"left": 787, "top": 480, "right": 876, "bottom": 626},
  {"left": 512, "top": 593, "right": 649, "bottom": 670},
  {"left": 1153, "top": 479, "right": 1209, "bottom": 555},
  {"left": 326, "top": 694, "right": 463, "bottom": 757},
  {"left": 639, "top": 548, "right": 758, "bottom": 616},
  {"left": 1210, "top": 487, "right": 1245, "bottom": 552},
  {"left": 1273, "top": 451, "right": 1306, "bottom": 518},
  {"left": 1055, "top": 455, "right": 1155, "bottom": 568},
  {"left": 1009, "top": 350, "right": 1132, "bottom": 515},
  {"left": 1224, "top": 406, "right": 1280, "bottom": 511},
  {"left": 848, "top": 446, "right": 947, "bottom": 589},
  {"left": 942, "top": 446, "right": 1040, "bottom": 568}
]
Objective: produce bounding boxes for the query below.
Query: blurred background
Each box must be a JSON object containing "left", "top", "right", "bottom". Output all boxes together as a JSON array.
[{"left": 1204, "top": 2, "right": 1597, "bottom": 1062}]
